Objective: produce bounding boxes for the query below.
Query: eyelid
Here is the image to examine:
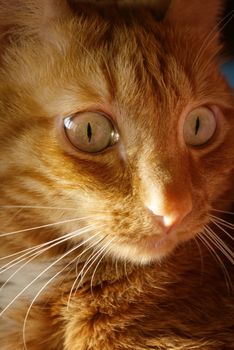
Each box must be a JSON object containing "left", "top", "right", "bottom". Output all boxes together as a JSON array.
[{"left": 64, "top": 109, "right": 120, "bottom": 136}]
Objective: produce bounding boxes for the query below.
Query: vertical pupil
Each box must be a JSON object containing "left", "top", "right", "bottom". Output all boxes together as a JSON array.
[
  {"left": 87, "top": 122, "right": 92, "bottom": 142},
  {"left": 195, "top": 117, "right": 200, "bottom": 135}
]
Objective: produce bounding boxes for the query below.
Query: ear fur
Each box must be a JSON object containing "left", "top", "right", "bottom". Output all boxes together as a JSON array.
[
  {"left": 164, "top": 0, "right": 224, "bottom": 34},
  {"left": 0, "top": 0, "right": 71, "bottom": 45}
]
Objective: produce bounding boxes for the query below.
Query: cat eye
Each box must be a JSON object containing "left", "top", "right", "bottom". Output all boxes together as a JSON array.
[
  {"left": 63, "top": 112, "right": 119, "bottom": 153},
  {"left": 183, "top": 107, "right": 217, "bottom": 146}
]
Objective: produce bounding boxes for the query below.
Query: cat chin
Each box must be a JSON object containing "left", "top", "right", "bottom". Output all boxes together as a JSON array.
[
  {"left": 108, "top": 226, "right": 203, "bottom": 265},
  {"left": 109, "top": 234, "right": 179, "bottom": 265}
]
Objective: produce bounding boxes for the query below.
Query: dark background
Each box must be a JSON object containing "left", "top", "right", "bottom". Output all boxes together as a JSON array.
[{"left": 223, "top": 0, "right": 234, "bottom": 56}]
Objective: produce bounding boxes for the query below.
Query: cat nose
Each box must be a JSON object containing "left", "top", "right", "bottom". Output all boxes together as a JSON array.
[{"left": 146, "top": 194, "right": 192, "bottom": 232}]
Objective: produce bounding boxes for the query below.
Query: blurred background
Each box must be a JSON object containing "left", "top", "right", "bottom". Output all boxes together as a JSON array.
[{"left": 222, "top": 0, "right": 234, "bottom": 87}]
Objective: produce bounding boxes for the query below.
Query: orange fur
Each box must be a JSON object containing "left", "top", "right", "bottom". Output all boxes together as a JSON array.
[{"left": 0, "top": 1, "right": 233, "bottom": 349}]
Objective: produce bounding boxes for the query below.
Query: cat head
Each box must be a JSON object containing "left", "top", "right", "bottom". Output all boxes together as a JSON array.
[{"left": 0, "top": 0, "right": 233, "bottom": 265}]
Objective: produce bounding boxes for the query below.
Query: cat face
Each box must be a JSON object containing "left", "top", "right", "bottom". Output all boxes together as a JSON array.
[{"left": 0, "top": 0, "right": 233, "bottom": 265}]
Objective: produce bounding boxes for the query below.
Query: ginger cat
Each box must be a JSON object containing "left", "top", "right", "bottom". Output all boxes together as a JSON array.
[{"left": 0, "top": 1, "right": 233, "bottom": 349}]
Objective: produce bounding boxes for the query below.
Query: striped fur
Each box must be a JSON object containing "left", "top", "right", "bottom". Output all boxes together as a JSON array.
[{"left": 0, "top": 1, "right": 234, "bottom": 349}]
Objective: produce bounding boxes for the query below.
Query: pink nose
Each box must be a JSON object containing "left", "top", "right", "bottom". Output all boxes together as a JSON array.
[{"left": 146, "top": 196, "right": 192, "bottom": 232}]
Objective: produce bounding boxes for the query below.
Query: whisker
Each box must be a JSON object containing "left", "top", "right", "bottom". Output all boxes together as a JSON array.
[
  {"left": 52, "top": 232, "right": 103, "bottom": 296},
  {"left": 192, "top": 10, "right": 234, "bottom": 71},
  {"left": 0, "top": 205, "right": 112, "bottom": 215},
  {"left": 0, "top": 231, "right": 101, "bottom": 317},
  {"left": 212, "top": 216, "right": 234, "bottom": 226},
  {"left": 204, "top": 227, "right": 234, "bottom": 263},
  {"left": 66, "top": 250, "right": 96, "bottom": 311},
  {"left": 0, "top": 205, "right": 81, "bottom": 211},
  {"left": 1, "top": 225, "right": 93, "bottom": 262},
  {"left": 90, "top": 243, "right": 114, "bottom": 294},
  {"left": 211, "top": 208, "right": 234, "bottom": 216},
  {"left": 212, "top": 219, "right": 234, "bottom": 231},
  {"left": 72, "top": 238, "right": 115, "bottom": 299},
  {"left": 209, "top": 215, "right": 234, "bottom": 240},
  {"left": 0, "top": 224, "right": 101, "bottom": 273},
  {"left": 66, "top": 234, "right": 104, "bottom": 309},
  {"left": 21, "top": 244, "right": 86, "bottom": 350},
  {"left": 0, "top": 228, "right": 102, "bottom": 293},
  {"left": 198, "top": 233, "right": 232, "bottom": 292},
  {"left": 124, "top": 260, "right": 132, "bottom": 286},
  {"left": 0, "top": 215, "right": 103, "bottom": 237},
  {"left": 0, "top": 237, "right": 70, "bottom": 274},
  {"left": 1, "top": 236, "right": 68, "bottom": 264},
  {"left": 198, "top": 232, "right": 232, "bottom": 292},
  {"left": 78, "top": 238, "right": 114, "bottom": 292}
]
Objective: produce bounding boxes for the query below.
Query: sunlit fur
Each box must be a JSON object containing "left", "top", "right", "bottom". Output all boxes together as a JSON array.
[{"left": 0, "top": 0, "right": 234, "bottom": 349}]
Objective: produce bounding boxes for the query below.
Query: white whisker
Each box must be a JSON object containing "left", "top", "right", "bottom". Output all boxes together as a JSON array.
[
  {"left": 0, "top": 205, "right": 82, "bottom": 211},
  {"left": 0, "top": 227, "right": 102, "bottom": 294},
  {"left": 0, "top": 224, "right": 101, "bottom": 274},
  {"left": 21, "top": 246, "right": 84, "bottom": 350},
  {"left": 210, "top": 213, "right": 234, "bottom": 227},
  {"left": 72, "top": 238, "right": 115, "bottom": 299},
  {"left": 0, "top": 205, "right": 111, "bottom": 215},
  {"left": 193, "top": 10, "right": 234, "bottom": 71},
  {"left": 211, "top": 215, "right": 234, "bottom": 226},
  {"left": 0, "top": 215, "right": 102, "bottom": 237},
  {"left": 78, "top": 239, "right": 114, "bottom": 291},
  {"left": 0, "top": 230, "right": 76, "bottom": 263},
  {"left": 211, "top": 208, "right": 234, "bottom": 216},
  {"left": 209, "top": 216, "right": 234, "bottom": 240},
  {"left": 66, "top": 234, "right": 104, "bottom": 309},
  {"left": 213, "top": 218, "right": 234, "bottom": 230},
  {"left": 124, "top": 260, "right": 131, "bottom": 285},
  {"left": 205, "top": 226, "right": 234, "bottom": 263},
  {"left": 0, "top": 231, "right": 102, "bottom": 317},
  {"left": 198, "top": 231, "right": 232, "bottom": 292},
  {"left": 90, "top": 243, "right": 113, "bottom": 294}
]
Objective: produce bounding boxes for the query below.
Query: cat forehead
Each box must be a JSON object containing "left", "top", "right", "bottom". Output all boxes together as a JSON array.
[
  {"left": 48, "top": 15, "right": 190, "bottom": 98},
  {"left": 0, "top": 3, "right": 225, "bottom": 128},
  {"left": 36, "top": 16, "right": 212, "bottom": 118},
  {"left": 40, "top": 20, "right": 191, "bottom": 127}
]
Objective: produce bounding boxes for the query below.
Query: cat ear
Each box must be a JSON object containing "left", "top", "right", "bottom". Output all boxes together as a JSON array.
[
  {"left": 164, "top": 0, "right": 223, "bottom": 34},
  {"left": 0, "top": 0, "right": 72, "bottom": 39}
]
